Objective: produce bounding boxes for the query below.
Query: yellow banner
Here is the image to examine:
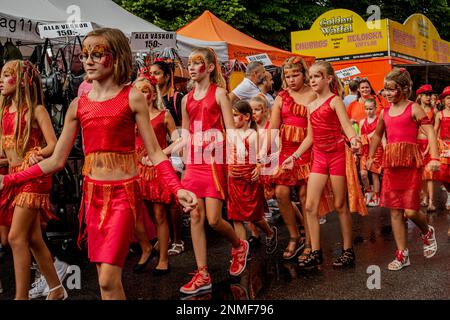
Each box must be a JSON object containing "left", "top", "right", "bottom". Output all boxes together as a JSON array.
[
  {"left": 389, "top": 14, "right": 450, "bottom": 63},
  {"left": 291, "top": 9, "right": 388, "bottom": 60}
]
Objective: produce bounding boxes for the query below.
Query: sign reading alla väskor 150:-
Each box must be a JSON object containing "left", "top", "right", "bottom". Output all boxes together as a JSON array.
[
  {"left": 131, "top": 32, "right": 177, "bottom": 52},
  {"left": 38, "top": 22, "right": 93, "bottom": 39}
]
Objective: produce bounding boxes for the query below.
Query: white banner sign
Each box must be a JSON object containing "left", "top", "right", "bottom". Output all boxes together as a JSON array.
[
  {"left": 131, "top": 32, "right": 177, "bottom": 52},
  {"left": 38, "top": 22, "right": 93, "bottom": 39},
  {"left": 0, "top": 12, "right": 42, "bottom": 41},
  {"left": 335, "top": 66, "right": 361, "bottom": 79},
  {"left": 246, "top": 53, "right": 273, "bottom": 66}
]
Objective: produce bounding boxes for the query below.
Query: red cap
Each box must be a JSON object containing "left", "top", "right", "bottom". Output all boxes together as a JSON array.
[
  {"left": 440, "top": 86, "right": 450, "bottom": 100},
  {"left": 416, "top": 84, "right": 434, "bottom": 96}
]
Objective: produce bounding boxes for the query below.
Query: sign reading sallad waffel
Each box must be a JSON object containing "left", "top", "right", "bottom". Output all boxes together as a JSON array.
[
  {"left": 38, "top": 22, "right": 93, "bottom": 39},
  {"left": 131, "top": 32, "right": 177, "bottom": 52}
]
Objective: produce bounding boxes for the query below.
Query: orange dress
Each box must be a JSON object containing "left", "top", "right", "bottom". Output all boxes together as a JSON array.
[
  {"left": 437, "top": 111, "right": 450, "bottom": 183},
  {"left": 417, "top": 107, "right": 435, "bottom": 181},
  {"left": 347, "top": 95, "right": 388, "bottom": 124}
]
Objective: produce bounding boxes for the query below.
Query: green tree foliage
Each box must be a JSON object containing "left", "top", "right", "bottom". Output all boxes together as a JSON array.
[{"left": 113, "top": 0, "right": 450, "bottom": 50}]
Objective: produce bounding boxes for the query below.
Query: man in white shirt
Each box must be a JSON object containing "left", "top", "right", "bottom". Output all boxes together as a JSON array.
[
  {"left": 259, "top": 71, "right": 275, "bottom": 108},
  {"left": 343, "top": 79, "right": 359, "bottom": 108},
  {"left": 229, "top": 61, "right": 266, "bottom": 105}
]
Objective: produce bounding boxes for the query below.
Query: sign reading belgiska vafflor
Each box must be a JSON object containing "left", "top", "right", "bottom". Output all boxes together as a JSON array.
[
  {"left": 38, "top": 22, "right": 93, "bottom": 39},
  {"left": 131, "top": 32, "right": 177, "bottom": 52}
]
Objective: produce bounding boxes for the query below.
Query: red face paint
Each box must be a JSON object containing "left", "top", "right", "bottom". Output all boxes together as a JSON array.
[
  {"left": 7, "top": 77, "right": 16, "bottom": 85},
  {"left": 102, "top": 54, "right": 113, "bottom": 68},
  {"left": 199, "top": 64, "right": 206, "bottom": 73}
]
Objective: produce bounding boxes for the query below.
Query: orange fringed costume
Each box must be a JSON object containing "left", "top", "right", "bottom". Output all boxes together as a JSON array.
[
  {"left": 135, "top": 110, "right": 172, "bottom": 204},
  {"left": 360, "top": 116, "right": 383, "bottom": 174},
  {"left": 227, "top": 134, "right": 266, "bottom": 221},
  {"left": 271, "top": 90, "right": 311, "bottom": 186},
  {"left": 77, "top": 85, "right": 143, "bottom": 267},
  {"left": 417, "top": 107, "right": 435, "bottom": 181},
  {"left": 0, "top": 107, "right": 56, "bottom": 227},
  {"left": 437, "top": 110, "right": 450, "bottom": 183},
  {"left": 381, "top": 103, "right": 424, "bottom": 211}
]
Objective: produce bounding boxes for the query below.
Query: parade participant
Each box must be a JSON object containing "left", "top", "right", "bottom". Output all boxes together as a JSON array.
[
  {"left": 267, "top": 56, "right": 316, "bottom": 261},
  {"left": 0, "top": 28, "right": 197, "bottom": 300},
  {"left": 367, "top": 68, "right": 439, "bottom": 271},
  {"left": 179, "top": 47, "right": 249, "bottom": 295},
  {"left": 415, "top": 85, "right": 437, "bottom": 211},
  {"left": 133, "top": 72, "right": 180, "bottom": 275},
  {"left": 434, "top": 86, "right": 450, "bottom": 215},
  {"left": 0, "top": 60, "right": 62, "bottom": 299},
  {"left": 0, "top": 158, "right": 7, "bottom": 255},
  {"left": 347, "top": 78, "right": 388, "bottom": 124},
  {"left": 149, "top": 60, "right": 185, "bottom": 255},
  {"left": 228, "top": 100, "right": 277, "bottom": 254},
  {"left": 359, "top": 98, "right": 383, "bottom": 206},
  {"left": 283, "top": 61, "right": 364, "bottom": 269}
]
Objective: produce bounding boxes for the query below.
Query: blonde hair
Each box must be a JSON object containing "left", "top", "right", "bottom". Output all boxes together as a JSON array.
[
  {"left": 190, "top": 47, "right": 226, "bottom": 89},
  {"left": 84, "top": 28, "right": 132, "bottom": 85},
  {"left": 281, "top": 56, "right": 310, "bottom": 89},
  {"left": 311, "top": 61, "right": 343, "bottom": 97},
  {"left": 133, "top": 77, "right": 162, "bottom": 111},
  {"left": 0, "top": 60, "right": 45, "bottom": 157},
  {"left": 384, "top": 68, "right": 412, "bottom": 99},
  {"left": 250, "top": 94, "right": 269, "bottom": 110}
]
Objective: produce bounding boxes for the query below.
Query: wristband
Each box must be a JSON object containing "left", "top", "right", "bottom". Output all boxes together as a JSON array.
[
  {"left": 155, "top": 159, "right": 183, "bottom": 195},
  {"left": 3, "top": 164, "right": 45, "bottom": 188},
  {"left": 292, "top": 152, "right": 300, "bottom": 159}
]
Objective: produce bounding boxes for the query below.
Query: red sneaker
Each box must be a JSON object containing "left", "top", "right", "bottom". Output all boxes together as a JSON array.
[
  {"left": 230, "top": 240, "right": 249, "bottom": 276},
  {"left": 180, "top": 269, "right": 212, "bottom": 295}
]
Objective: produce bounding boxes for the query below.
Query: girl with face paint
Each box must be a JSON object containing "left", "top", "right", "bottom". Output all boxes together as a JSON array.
[
  {"left": 132, "top": 73, "right": 180, "bottom": 275},
  {"left": 0, "top": 60, "right": 61, "bottom": 299},
  {"left": 179, "top": 47, "right": 249, "bottom": 295},
  {"left": 367, "top": 68, "right": 439, "bottom": 271},
  {"left": 415, "top": 85, "right": 437, "bottom": 212},
  {"left": 0, "top": 28, "right": 198, "bottom": 300}
]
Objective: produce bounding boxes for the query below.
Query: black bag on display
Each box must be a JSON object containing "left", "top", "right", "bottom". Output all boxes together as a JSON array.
[{"left": 1, "top": 39, "right": 23, "bottom": 66}]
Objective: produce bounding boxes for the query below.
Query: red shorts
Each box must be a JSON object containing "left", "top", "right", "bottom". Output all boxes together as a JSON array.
[{"left": 311, "top": 147, "right": 346, "bottom": 176}]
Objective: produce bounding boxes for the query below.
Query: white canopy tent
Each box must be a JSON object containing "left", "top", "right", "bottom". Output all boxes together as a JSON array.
[{"left": 0, "top": 0, "right": 228, "bottom": 60}]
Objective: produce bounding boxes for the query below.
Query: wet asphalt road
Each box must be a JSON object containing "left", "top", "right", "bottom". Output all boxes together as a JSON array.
[{"left": 0, "top": 187, "right": 449, "bottom": 300}]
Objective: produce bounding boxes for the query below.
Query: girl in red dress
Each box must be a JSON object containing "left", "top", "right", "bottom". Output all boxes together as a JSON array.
[
  {"left": 267, "top": 57, "right": 316, "bottom": 261},
  {"left": 359, "top": 98, "right": 384, "bottom": 206},
  {"left": 283, "top": 61, "right": 364, "bottom": 269},
  {"left": 434, "top": 86, "right": 450, "bottom": 221},
  {"left": 228, "top": 100, "right": 277, "bottom": 254},
  {"left": 133, "top": 72, "right": 180, "bottom": 274},
  {"left": 367, "top": 68, "right": 439, "bottom": 271},
  {"left": 0, "top": 28, "right": 196, "bottom": 299},
  {"left": 179, "top": 47, "right": 249, "bottom": 295},
  {"left": 0, "top": 60, "right": 61, "bottom": 299},
  {"left": 415, "top": 85, "right": 437, "bottom": 211}
]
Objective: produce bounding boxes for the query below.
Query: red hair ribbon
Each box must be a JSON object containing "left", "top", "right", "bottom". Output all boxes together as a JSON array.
[
  {"left": 399, "top": 68, "right": 406, "bottom": 73},
  {"left": 153, "top": 57, "right": 165, "bottom": 63}
]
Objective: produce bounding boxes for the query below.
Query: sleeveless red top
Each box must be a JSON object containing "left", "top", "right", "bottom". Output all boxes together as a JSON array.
[
  {"left": 77, "top": 85, "right": 135, "bottom": 154},
  {"left": 310, "top": 95, "right": 344, "bottom": 152},
  {"left": 186, "top": 84, "right": 224, "bottom": 134},
  {"left": 1, "top": 107, "right": 43, "bottom": 153},
  {"left": 440, "top": 111, "right": 450, "bottom": 140},
  {"left": 135, "top": 110, "right": 167, "bottom": 154},
  {"left": 279, "top": 90, "right": 308, "bottom": 128},
  {"left": 383, "top": 103, "right": 417, "bottom": 144},
  {"left": 361, "top": 116, "right": 378, "bottom": 136}
]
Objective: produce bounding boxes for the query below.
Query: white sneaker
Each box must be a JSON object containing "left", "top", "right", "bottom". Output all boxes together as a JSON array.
[
  {"left": 319, "top": 217, "right": 327, "bottom": 224},
  {"left": 29, "top": 258, "right": 69, "bottom": 299}
]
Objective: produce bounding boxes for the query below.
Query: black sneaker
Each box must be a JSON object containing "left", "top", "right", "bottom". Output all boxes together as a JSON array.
[
  {"left": 332, "top": 248, "right": 355, "bottom": 268},
  {"left": 265, "top": 226, "right": 278, "bottom": 254},
  {"left": 298, "top": 249, "right": 323, "bottom": 269}
]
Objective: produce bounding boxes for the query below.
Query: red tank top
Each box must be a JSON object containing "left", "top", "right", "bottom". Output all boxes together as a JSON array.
[
  {"left": 135, "top": 110, "right": 167, "bottom": 153},
  {"left": 383, "top": 102, "right": 417, "bottom": 144},
  {"left": 361, "top": 117, "right": 378, "bottom": 136},
  {"left": 279, "top": 90, "right": 308, "bottom": 128},
  {"left": 1, "top": 107, "right": 43, "bottom": 152},
  {"left": 440, "top": 111, "right": 450, "bottom": 140},
  {"left": 77, "top": 86, "right": 135, "bottom": 154},
  {"left": 310, "top": 95, "right": 344, "bottom": 152},
  {"left": 186, "top": 84, "right": 224, "bottom": 134}
]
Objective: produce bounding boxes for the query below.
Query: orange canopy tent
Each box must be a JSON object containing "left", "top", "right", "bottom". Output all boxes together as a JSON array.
[{"left": 177, "top": 10, "right": 314, "bottom": 67}]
